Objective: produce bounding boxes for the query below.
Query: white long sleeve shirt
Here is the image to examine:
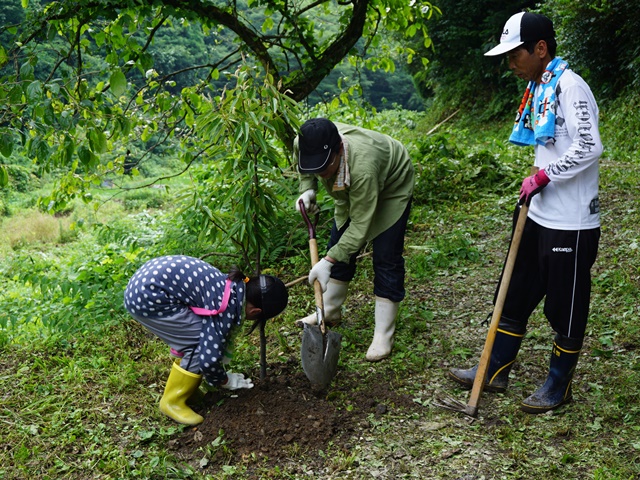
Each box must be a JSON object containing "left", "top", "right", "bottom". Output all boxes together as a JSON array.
[{"left": 530, "top": 69, "right": 602, "bottom": 230}]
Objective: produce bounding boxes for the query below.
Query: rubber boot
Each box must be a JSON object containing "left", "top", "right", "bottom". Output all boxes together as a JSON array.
[
  {"left": 521, "top": 334, "right": 582, "bottom": 414},
  {"left": 366, "top": 296, "right": 399, "bottom": 362},
  {"left": 296, "top": 279, "right": 349, "bottom": 327},
  {"left": 159, "top": 360, "right": 204, "bottom": 425},
  {"left": 448, "top": 317, "right": 525, "bottom": 393}
]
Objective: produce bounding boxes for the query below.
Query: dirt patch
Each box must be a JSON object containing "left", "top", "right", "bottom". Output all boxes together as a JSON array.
[{"left": 170, "top": 356, "right": 420, "bottom": 476}]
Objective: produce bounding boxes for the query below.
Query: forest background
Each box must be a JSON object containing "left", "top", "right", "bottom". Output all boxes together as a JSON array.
[{"left": 0, "top": 0, "right": 639, "bottom": 478}]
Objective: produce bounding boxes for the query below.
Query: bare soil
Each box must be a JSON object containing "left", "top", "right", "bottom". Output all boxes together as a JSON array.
[{"left": 171, "top": 356, "right": 420, "bottom": 477}]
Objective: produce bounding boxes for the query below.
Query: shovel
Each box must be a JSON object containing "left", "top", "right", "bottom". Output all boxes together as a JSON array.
[{"left": 298, "top": 200, "right": 342, "bottom": 389}]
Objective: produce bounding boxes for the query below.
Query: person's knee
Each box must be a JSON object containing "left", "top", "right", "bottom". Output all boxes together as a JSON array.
[
  {"left": 373, "top": 269, "right": 405, "bottom": 302},
  {"left": 330, "top": 261, "right": 357, "bottom": 282}
]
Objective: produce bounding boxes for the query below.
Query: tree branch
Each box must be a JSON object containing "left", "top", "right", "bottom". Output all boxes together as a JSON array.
[{"left": 20, "top": 0, "right": 372, "bottom": 102}]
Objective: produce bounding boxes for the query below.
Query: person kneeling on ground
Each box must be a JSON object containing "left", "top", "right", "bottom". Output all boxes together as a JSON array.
[{"left": 124, "top": 255, "right": 288, "bottom": 425}]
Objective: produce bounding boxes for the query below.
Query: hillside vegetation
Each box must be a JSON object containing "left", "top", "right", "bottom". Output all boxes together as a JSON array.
[
  {"left": 1, "top": 0, "right": 639, "bottom": 478},
  {"left": 0, "top": 101, "right": 638, "bottom": 478}
]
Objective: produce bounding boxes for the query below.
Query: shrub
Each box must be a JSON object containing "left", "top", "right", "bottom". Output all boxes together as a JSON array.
[
  {"left": 122, "top": 187, "right": 167, "bottom": 211},
  {"left": 412, "top": 133, "right": 525, "bottom": 205}
]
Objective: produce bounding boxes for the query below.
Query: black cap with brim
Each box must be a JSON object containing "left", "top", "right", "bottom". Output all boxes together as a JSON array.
[
  {"left": 298, "top": 118, "right": 341, "bottom": 174},
  {"left": 485, "top": 12, "right": 555, "bottom": 56}
]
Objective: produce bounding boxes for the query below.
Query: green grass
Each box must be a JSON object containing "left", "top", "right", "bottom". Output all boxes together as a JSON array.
[
  {"left": 0, "top": 210, "right": 76, "bottom": 251},
  {"left": 1, "top": 106, "right": 640, "bottom": 478}
]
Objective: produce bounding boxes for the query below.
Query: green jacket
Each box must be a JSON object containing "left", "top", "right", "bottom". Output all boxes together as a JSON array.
[{"left": 296, "top": 122, "right": 414, "bottom": 263}]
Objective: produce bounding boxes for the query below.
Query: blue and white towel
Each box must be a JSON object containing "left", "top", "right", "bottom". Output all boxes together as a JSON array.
[{"left": 509, "top": 57, "right": 568, "bottom": 146}]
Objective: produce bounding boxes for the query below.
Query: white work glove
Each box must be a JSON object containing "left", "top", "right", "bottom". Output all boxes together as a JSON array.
[
  {"left": 295, "top": 189, "right": 318, "bottom": 215},
  {"left": 308, "top": 258, "right": 333, "bottom": 292},
  {"left": 221, "top": 372, "right": 254, "bottom": 390}
]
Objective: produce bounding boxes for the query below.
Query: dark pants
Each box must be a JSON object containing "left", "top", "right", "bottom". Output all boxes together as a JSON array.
[
  {"left": 499, "top": 206, "right": 600, "bottom": 340},
  {"left": 328, "top": 200, "right": 411, "bottom": 302}
]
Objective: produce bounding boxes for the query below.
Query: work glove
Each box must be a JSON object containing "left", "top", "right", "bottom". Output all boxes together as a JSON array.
[
  {"left": 308, "top": 258, "right": 333, "bottom": 292},
  {"left": 221, "top": 372, "right": 254, "bottom": 390},
  {"left": 295, "top": 189, "right": 318, "bottom": 215},
  {"left": 519, "top": 169, "right": 550, "bottom": 206}
]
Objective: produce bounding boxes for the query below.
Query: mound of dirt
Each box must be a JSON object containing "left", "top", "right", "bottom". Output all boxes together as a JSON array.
[{"left": 169, "top": 356, "right": 419, "bottom": 476}]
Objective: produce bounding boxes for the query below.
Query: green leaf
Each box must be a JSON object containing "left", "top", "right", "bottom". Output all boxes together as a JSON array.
[
  {"left": 139, "top": 52, "right": 153, "bottom": 71},
  {"left": 8, "top": 85, "right": 23, "bottom": 104},
  {"left": 62, "top": 135, "right": 75, "bottom": 164},
  {"left": 262, "top": 17, "right": 274, "bottom": 33},
  {"left": 116, "top": 117, "right": 131, "bottom": 137},
  {"left": 77, "top": 145, "right": 93, "bottom": 166},
  {"left": 88, "top": 128, "right": 107, "bottom": 154},
  {"left": 43, "top": 101, "right": 55, "bottom": 126},
  {"left": 0, "top": 166, "right": 8, "bottom": 187},
  {"left": 0, "top": 133, "right": 14, "bottom": 157},
  {"left": 26, "top": 81, "right": 42, "bottom": 101},
  {"left": 0, "top": 46, "right": 7, "bottom": 69},
  {"left": 110, "top": 69, "right": 127, "bottom": 97},
  {"left": 21, "top": 0, "right": 28, "bottom": 8},
  {"left": 93, "top": 31, "right": 106, "bottom": 47}
]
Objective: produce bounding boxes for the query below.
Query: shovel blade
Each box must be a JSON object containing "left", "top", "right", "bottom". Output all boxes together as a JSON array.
[{"left": 300, "top": 324, "right": 342, "bottom": 388}]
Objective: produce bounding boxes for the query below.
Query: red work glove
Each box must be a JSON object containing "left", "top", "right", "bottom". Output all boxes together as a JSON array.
[{"left": 519, "top": 169, "right": 550, "bottom": 206}]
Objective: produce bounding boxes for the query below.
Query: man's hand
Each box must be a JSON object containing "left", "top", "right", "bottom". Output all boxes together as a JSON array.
[
  {"left": 519, "top": 169, "right": 550, "bottom": 205},
  {"left": 295, "top": 189, "right": 318, "bottom": 214},
  {"left": 221, "top": 372, "right": 254, "bottom": 390},
  {"left": 308, "top": 258, "right": 333, "bottom": 292}
]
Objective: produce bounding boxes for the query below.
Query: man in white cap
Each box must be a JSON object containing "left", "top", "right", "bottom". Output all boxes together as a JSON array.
[
  {"left": 449, "top": 12, "right": 603, "bottom": 413},
  {"left": 293, "top": 118, "right": 414, "bottom": 362}
]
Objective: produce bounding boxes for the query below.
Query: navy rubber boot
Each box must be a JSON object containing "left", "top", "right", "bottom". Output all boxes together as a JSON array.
[
  {"left": 449, "top": 317, "right": 525, "bottom": 393},
  {"left": 521, "top": 334, "right": 582, "bottom": 414}
]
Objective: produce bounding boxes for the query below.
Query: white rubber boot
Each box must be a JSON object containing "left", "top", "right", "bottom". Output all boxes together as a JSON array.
[
  {"left": 366, "top": 296, "right": 399, "bottom": 362},
  {"left": 296, "top": 279, "right": 349, "bottom": 327}
]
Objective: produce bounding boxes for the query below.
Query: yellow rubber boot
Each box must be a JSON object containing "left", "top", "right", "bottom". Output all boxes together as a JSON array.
[{"left": 159, "top": 360, "right": 204, "bottom": 425}]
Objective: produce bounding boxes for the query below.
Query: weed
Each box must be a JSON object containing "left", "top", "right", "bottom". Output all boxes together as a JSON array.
[
  {"left": 407, "top": 231, "right": 481, "bottom": 278},
  {"left": 0, "top": 210, "right": 73, "bottom": 250},
  {"left": 198, "top": 431, "right": 235, "bottom": 467}
]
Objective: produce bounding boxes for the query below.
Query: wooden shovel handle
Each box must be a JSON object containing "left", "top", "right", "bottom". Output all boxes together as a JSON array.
[
  {"left": 465, "top": 166, "right": 538, "bottom": 417},
  {"left": 300, "top": 200, "right": 326, "bottom": 335},
  {"left": 309, "top": 237, "right": 326, "bottom": 335}
]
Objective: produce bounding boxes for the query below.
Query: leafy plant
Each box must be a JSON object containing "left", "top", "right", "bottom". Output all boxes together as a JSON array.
[
  {"left": 122, "top": 187, "right": 168, "bottom": 211},
  {"left": 0, "top": 0, "right": 439, "bottom": 214},
  {"left": 407, "top": 231, "right": 481, "bottom": 278},
  {"left": 541, "top": 0, "right": 640, "bottom": 98},
  {"left": 175, "top": 65, "right": 301, "bottom": 271},
  {"left": 198, "top": 431, "right": 234, "bottom": 467},
  {"left": 0, "top": 239, "right": 145, "bottom": 334},
  {"left": 412, "top": 132, "right": 526, "bottom": 205}
]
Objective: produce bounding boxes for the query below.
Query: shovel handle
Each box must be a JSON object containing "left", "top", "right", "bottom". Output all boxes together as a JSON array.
[
  {"left": 465, "top": 166, "right": 538, "bottom": 417},
  {"left": 299, "top": 199, "right": 319, "bottom": 240},
  {"left": 299, "top": 201, "right": 326, "bottom": 335},
  {"left": 309, "top": 237, "right": 327, "bottom": 335}
]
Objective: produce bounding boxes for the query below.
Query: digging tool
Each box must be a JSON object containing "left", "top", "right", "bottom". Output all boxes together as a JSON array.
[
  {"left": 435, "top": 167, "right": 538, "bottom": 417},
  {"left": 298, "top": 200, "right": 342, "bottom": 388}
]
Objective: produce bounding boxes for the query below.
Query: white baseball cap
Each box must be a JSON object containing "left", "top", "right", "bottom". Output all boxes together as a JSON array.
[{"left": 485, "top": 12, "right": 555, "bottom": 56}]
